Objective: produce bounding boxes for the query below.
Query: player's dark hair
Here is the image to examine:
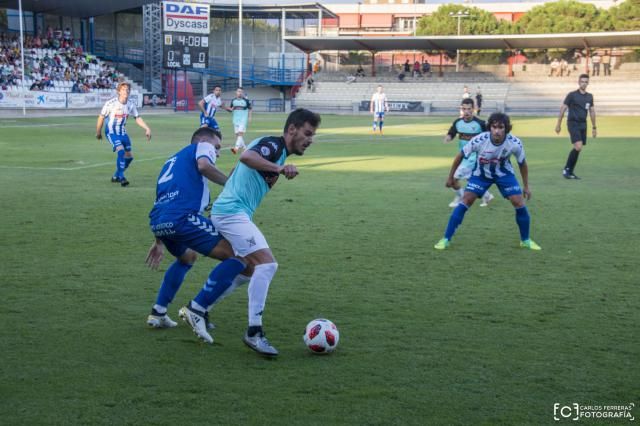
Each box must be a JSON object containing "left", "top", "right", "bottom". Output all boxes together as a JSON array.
[
  {"left": 213, "top": 85, "right": 221, "bottom": 90},
  {"left": 461, "top": 98, "right": 475, "bottom": 108},
  {"left": 283, "top": 108, "right": 321, "bottom": 133},
  {"left": 191, "top": 127, "right": 222, "bottom": 144},
  {"left": 487, "top": 112, "right": 512, "bottom": 133},
  {"left": 579, "top": 73, "right": 589, "bottom": 80}
]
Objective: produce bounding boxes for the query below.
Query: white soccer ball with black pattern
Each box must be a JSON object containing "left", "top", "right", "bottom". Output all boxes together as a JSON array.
[{"left": 303, "top": 318, "right": 339, "bottom": 354}]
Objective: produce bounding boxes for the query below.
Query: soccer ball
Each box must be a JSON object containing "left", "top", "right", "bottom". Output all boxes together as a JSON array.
[{"left": 303, "top": 318, "right": 339, "bottom": 354}]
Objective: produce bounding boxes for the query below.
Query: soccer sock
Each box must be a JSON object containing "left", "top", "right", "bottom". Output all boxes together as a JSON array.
[
  {"left": 456, "top": 188, "right": 464, "bottom": 198},
  {"left": 193, "top": 258, "right": 246, "bottom": 311},
  {"left": 515, "top": 206, "right": 531, "bottom": 241},
  {"left": 207, "top": 274, "right": 251, "bottom": 312},
  {"left": 372, "top": 121, "right": 377, "bottom": 131},
  {"left": 444, "top": 203, "right": 469, "bottom": 240},
  {"left": 247, "top": 263, "right": 278, "bottom": 327},
  {"left": 379, "top": 120, "right": 384, "bottom": 131},
  {"left": 124, "top": 156, "right": 133, "bottom": 169},
  {"left": 115, "top": 150, "right": 125, "bottom": 178},
  {"left": 565, "top": 149, "right": 580, "bottom": 172},
  {"left": 154, "top": 260, "right": 193, "bottom": 310}
]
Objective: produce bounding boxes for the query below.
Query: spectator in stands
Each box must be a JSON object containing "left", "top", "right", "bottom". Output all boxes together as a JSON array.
[
  {"left": 413, "top": 61, "right": 422, "bottom": 78},
  {"left": 462, "top": 85, "right": 471, "bottom": 100},
  {"left": 403, "top": 60, "right": 411, "bottom": 74},
  {"left": 591, "top": 52, "right": 601, "bottom": 76},
  {"left": 71, "top": 80, "right": 81, "bottom": 93},
  {"left": 306, "top": 75, "right": 315, "bottom": 92},
  {"left": 312, "top": 61, "right": 320, "bottom": 74},
  {"left": 355, "top": 64, "right": 365, "bottom": 77},
  {"left": 602, "top": 51, "right": 611, "bottom": 76},
  {"left": 549, "top": 58, "right": 560, "bottom": 77},
  {"left": 30, "top": 79, "right": 42, "bottom": 91},
  {"left": 63, "top": 28, "right": 72, "bottom": 41},
  {"left": 422, "top": 59, "right": 431, "bottom": 76},
  {"left": 398, "top": 72, "right": 405, "bottom": 82},
  {"left": 346, "top": 74, "right": 357, "bottom": 84},
  {"left": 560, "top": 59, "right": 569, "bottom": 77},
  {"left": 475, "top": 88, "right": 483, "bottom": 115}
]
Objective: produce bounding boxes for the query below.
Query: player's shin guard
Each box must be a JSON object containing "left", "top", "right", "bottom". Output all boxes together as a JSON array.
[
  {"left": 124, "top": 157, "right": 133, "bottom": 170},
  {"left": 444, "top": 203, "right": 469, "bottom": 240},
  {"left": 115, "top": 149, "right": 126, "bottom": 178},
  {"left": 193, "top": 258, "right": 246, "bottom": 311},
  {"left": 247, "top": 263, "right": 278, "bottom": 327},
  {"left": 154, "top": 260, "right": 193, "bottom": 313},
  {"left": 515, "top": 206, "right": 531, "bottom": 241}
]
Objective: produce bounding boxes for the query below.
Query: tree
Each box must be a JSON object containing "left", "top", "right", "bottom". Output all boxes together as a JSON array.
[
  {"left": 608, "top": 0, "right": 640, "bottom": 30},
  {"left": 415, "top": 5, "right": 503, "bottom": 36},
  {"left": 515, "top": 0, "right": 613, "bottom": 34}
]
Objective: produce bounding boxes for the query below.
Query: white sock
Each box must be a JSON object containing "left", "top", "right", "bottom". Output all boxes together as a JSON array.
[
  {"left": 456, "top": 188, "right": 464, "bottom": 198},
  {"left": 207, "top": 274, "right": 251, "bottom": 312},
  {"left": 238, "top": 136, "right": 245, "bottom": 149},
  {"left": 153, "top": 304, "right": 167, "bottom": 314},
  {"left": 247, "top": 263, "right": 278, "bottom": 326},
  {"left": 191, "top": 300, "right": 206, "bottom": 313},
  {"left": 482, "top": 192, "right": 491, "bottom": 202}
]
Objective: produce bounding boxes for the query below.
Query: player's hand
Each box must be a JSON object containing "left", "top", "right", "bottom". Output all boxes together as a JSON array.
[
  {"left": 145, "top": 241, "right": 164, "bottom": 271},
  {"left": 445, "top": 176, "right": 455, "bottom": 188},
  {"left": 96, "top": 133, "right": 102, "bottom": 140},
  {"left": 280, "top": 164, "right": 299, "bottom": 180},
  {"left": 592, "top": 128, "right": 597, "bottom": 138},
  {"left": 145, "top": 129, "right": 152, "bottom": 142},
  {"left": 523, "top": 187, "right": 532, "bottom": 200},
  {"left": 554, "top": 124, "right": 561, "bottom": 134}
]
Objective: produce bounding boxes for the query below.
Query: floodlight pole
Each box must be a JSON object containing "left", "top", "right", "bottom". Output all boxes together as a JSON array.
[
  {"left": 239, "top": 0, "right": 243, "bottom": 87},
  {"left": 449, "top": 10, "right": 470, "bottom": 73},
  {"left": 19, "top": 0, "right": 26, "bottom": 115}
]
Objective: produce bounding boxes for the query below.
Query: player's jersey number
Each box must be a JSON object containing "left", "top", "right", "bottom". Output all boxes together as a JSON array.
[{"left": 158, "top": 157, "right": 177, "bottom": 184}]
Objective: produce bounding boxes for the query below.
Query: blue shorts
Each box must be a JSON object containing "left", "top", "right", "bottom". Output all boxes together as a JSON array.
[
  {"left": 200, "top": 116, "right": 220, "bottom": 130},
  {"left": 150, "top": 213, "right": 224, "bottom": 258},
  {"left": 466, "top": 174, "right": 522, "bottom": 198},
  {"left": 374, "top": 112, "right": 385, "bottom": 119},
  {"left": 106, "top": 133, "right": 131, "bottom": 152}
]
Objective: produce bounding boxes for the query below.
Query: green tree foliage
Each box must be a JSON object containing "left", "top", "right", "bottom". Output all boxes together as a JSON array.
[
  {"left": 416, "top": 5, "right": 502, "bottom": 36},
  {"left": 608, "top": 0, "right": 640, "bottom": 30},
  {"left": 514, "top": 0, "right": 614, "bottom": 33}
]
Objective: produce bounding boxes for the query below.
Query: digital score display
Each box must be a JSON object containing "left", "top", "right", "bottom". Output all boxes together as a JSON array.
[{"left": 163, "top": 32, "right": 209, "bottom": 69}]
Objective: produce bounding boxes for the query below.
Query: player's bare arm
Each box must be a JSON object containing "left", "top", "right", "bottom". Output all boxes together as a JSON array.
[
  {"left": 445, "top": 152, "right": 464, "bottom": 188},
  {"left": 555, "top": 104, "right": 568, "bottom": 134},
  {"left": 197, "top": 157, "right": 227, "bottom": 186},
  {"left": 135, "top": 117, "right": 152, "bottom": 141},
  {"left": 518, "top": 160, "right": 531, "bottom": 200},
  {"left": 443, "top": 134, "right": 453, "bottom": 144},
  {"left": 590, "top": 106, "right": 597, "bottom": 138},
  {"left": 95, "top": 115, "right": 104, "bottom": 139},
  {"left": 240, "top": 150, "right": 298, "bottom": 179},
  {"left": 197, "top": 99, "right": 206, "bottom": 114}
]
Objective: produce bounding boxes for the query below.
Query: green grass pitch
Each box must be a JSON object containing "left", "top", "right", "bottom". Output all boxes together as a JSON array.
[{"left": 1, "top": 111, "right": 638, "bottom": 424}]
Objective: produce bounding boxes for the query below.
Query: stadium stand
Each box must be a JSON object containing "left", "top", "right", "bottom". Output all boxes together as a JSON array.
[{"left": 0, "top": 32, "right": 142, "bottom": 94}]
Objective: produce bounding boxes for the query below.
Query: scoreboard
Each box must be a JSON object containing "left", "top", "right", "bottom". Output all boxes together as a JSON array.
[{"left": 163, "top": 32, "right": 209, "bottom": 69}]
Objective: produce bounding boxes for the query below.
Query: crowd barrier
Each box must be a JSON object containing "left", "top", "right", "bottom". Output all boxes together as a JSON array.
[{"left": 0, "top": 90, "right": 142, "bottom": 109}]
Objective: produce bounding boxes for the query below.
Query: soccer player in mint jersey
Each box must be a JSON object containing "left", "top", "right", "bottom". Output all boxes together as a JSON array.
[
  {"left": 227, "top": 87, "right": 252, "bottom": 154},
  {"left": 198, "top": 85, "right": 224, "bottom": 131},
  {"left": 96, "top": 82, "right": 151, "bottom": 187},
  {"left": 555, "top": 74, "right": 597, "bottom": 180},
  {"left": 444, "top": 98, "right": 494, "bottom": 208},
  {"left": 146, "top": 127, "right": 250, "bottom": 345},
  {"left": 211, "top": 108, "right": 321, "bottom": 356},
  {"left": 435, "top": 113, "right": 541, "bottom": 251},
  {"left": 370, "top": 85, "right": 388, "bottom": 134}
]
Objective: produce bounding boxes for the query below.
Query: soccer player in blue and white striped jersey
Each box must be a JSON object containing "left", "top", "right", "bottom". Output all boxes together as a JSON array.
[
  {"left": 370, "top": 85, "right": 388, "bottom": 134},
  {"left": 96, "top": 82, "right": 151, "bottom": 186},
  {"left": 198, "top": 85, "right": 224, "bottom": 131},
  {"left": 434, "top": 113, "right": 541, "bottom": 251}
]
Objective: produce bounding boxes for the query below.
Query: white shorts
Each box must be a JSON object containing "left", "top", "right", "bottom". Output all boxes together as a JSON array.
[
  {"left": 234, "top": 123, "right": 247, "bottom": 134},
  {"left": 453, "top": 164, "right": 473, "bottom": 180},
  {"left": 212, "top": 213, "right": 269, "bottom": 257}
]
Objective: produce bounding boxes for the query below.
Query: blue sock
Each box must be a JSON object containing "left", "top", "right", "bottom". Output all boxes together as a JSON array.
[
  {"left": 193, "top": 258, "right": 246, "bottom": 310},
  {"left": 155, "top": 260, "right": 193, "bottom": 308},
  {"left": 515, "top": 206, "right": 531, "bottom": 241},
  {"left": 444, "top": 203, "right": 469, "bottom": 240},
  {"left": 124, "top": 156, "right": 133, "bottom": 169},
  {"left": 115, "top": 150, "right": 125, "bottom": 178},
  {"left": 379, "top": 121, "right": 384, "bottom": 131}
]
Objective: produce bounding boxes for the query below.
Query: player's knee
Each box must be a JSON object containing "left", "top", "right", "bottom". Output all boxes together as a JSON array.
[
  {"left": 179, "top": 249, "right": 198, "bottom": 265},
  {"left": 254, "top": 262, "right": 278, "bottom": 280}
]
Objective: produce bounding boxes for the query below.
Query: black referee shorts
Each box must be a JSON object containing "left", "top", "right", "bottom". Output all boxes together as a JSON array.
[{"left": 567, "top": 122, "right": 587, "bottom": 145}]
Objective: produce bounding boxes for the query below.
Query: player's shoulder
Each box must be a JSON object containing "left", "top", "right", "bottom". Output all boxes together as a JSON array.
[
  {"left": 506, "top": 133, "right": 524, "bottom": 146},
  {"left": 472, "top": 116, "right": 486, "bottom": 126},
  {"left": 471, "top": 131, "right": 490, "bottom": 143}
]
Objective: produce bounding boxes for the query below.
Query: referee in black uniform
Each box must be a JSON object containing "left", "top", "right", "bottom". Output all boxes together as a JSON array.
[{"left": 555, "top": 74, "right": 597, "bottom": 179}]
